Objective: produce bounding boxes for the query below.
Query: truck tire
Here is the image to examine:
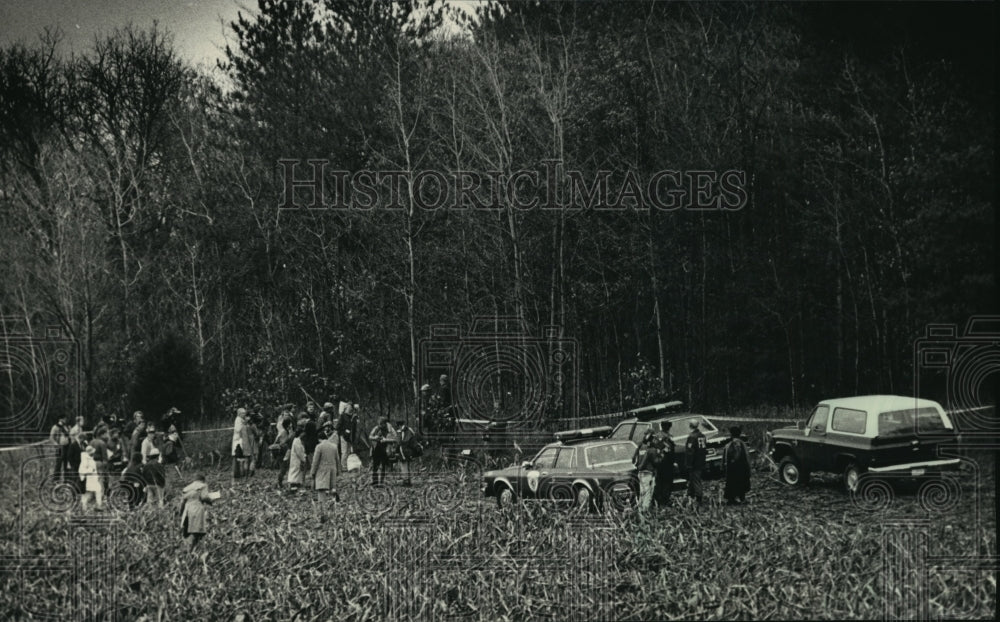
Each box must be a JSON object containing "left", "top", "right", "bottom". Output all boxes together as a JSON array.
[
  {"left": 778, "top": 455, "right": 809, "bottom": 487},
  {"left": 843, "top": 462, "right": 865, "bottom": 494}
]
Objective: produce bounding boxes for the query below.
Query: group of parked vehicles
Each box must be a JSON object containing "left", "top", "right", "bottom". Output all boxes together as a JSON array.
[{"left": 481, "top": 395, "right": 966, "bottom": 511}]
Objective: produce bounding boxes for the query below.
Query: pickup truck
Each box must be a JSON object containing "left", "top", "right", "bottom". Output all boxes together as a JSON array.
[{"left": 766, "top": 395, "right": 961, "bottom": 492}]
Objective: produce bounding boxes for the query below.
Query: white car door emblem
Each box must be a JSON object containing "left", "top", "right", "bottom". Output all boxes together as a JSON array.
[{"left": 527, "top": 470, "right": 540, "bottom": 493}]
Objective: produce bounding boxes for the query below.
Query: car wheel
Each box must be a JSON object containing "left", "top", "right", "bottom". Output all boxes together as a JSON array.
[
  {"left": 495, "top": 484, "right": 517, "bottom": 510},
  {"left": 844, "top": 463, "right": 864, "bottom": 494},
  {"left": 605, "top": 480, "right": 639, "bottom": 512},
  {"left": 778, "top": 456, "right": 809, "bottom": 487}
]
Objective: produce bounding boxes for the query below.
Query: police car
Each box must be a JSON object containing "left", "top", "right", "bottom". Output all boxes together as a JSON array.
[{"left": 481, "top": 427, "right": 639, "bottom": 511}]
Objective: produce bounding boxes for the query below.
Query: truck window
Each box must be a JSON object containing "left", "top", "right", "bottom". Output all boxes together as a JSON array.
[
  {"left": 878, "top": 407, "right": 949, "bottom": 436},
  {"left": 808, "top": 405, "right": 830, "bottom": 432},
  {"left": 831, "top": 408, "right": 867, "bottom": 435}
]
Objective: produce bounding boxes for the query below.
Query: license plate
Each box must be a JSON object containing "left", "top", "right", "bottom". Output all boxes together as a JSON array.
[{"left": 911, "top": 468, "right": 925, "bottom": 477}]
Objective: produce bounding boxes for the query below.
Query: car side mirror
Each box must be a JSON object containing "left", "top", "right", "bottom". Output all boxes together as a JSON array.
[
  {"left": 521, "top": 461, "right": 533, "bottom": 469},
  {"left": 796, "top": 421, "right": 804, "bottom": 431}
]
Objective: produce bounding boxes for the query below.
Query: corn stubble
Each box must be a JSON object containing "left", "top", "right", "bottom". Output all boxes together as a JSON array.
[{"left": 0, "top": 448, "right": 994, "bottom": 620}]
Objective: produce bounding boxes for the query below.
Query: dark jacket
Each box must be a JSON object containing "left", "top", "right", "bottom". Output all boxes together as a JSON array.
[{"left": 685, "top": 428, "right": 707, "bottom": 471}]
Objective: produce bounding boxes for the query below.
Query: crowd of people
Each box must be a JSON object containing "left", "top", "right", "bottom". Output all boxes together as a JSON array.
[
  {"left": 44, "top": 383, "right": 751, "bottom": 553},
  {"left": 234, "top": 399, "right": 425, "bottom": 496},
  {"left": 47, "top": 406, "right": 221, "bottom": 550}
]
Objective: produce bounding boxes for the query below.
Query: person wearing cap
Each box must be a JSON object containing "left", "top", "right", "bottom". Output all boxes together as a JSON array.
[
  {"left": 368, "top": 416, "right": 396, "bottom": 487},
  {"left": 162, "top": 407, "right": 181, "bottom": 436},
  {"left": 685, "top": 420, "right": 708, "bottom": 506},
  {"left": 162, "top": 425, "right": 184, "bottom": 477},
  {"left": 180, "top": 473, "right": 218, "bottom": 551},
  {"left": 311, "top": 424, "right": 342, "bottom": 507},
  {"left": 79, "top": 442, "right": 104, "bottom": 511}
]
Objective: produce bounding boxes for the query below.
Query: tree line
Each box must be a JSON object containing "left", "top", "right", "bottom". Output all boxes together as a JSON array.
[{"left": 0, "top": 1, "right": 993, "bottom": 430}]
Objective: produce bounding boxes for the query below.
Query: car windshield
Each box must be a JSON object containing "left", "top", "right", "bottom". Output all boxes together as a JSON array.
[
  {"left": 665, "top": 416, "right": 716, "bottom": 438},
  {"left": 586, "top": 442, "right": 636, "bottom": 469},
  {"left": 878, "top": 407, "right": 951, "bottom": 436}
]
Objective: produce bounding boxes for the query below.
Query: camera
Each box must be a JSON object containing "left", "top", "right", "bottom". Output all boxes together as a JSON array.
[
  {"left": 418, "top": 317, "right": 578, "bottom": 434},
  {"left": 914, "top": 316, "right": 1000, "bottom": 440},
  {"left": 0, "top": 316, "right": 80, "bottom": 439}
]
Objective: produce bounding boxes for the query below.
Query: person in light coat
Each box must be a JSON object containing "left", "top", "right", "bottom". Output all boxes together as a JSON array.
[
  {"left": 287, "top": 429, "right": 307, "bottom": 492},
  {"left": 79, "top": 444, "right": 104, "bottom": 511},
  {"left": 232, "top": 408, "right": 253, "bottom": 478},
  {"left": 180, "top": 473, "right": 218, "bottom": 551},
  {"left": 311, "top": 424, "right": 342, "bottom": 506}
]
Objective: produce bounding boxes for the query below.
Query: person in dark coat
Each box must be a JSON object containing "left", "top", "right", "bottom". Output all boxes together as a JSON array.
[
  {"left": 685, "top": 420, "right": 707, "bottom": 505},
  {"left": 633, "top": 430, "right": 660, "bottom": 511},
  {"left": 66, "top": 434, "right": 83, "bottom": 493},
  {"left": 653, "top": 423, "right": 676, "bottom": 508},
  {"left": 368, "top": 417, "right": 396, "bottom": 487},
  {"left": 723, "top": 426, "right": 752, "bottom": 505},
  {"left": 119, "top": 453, "right": 147, "bottom": 510}
]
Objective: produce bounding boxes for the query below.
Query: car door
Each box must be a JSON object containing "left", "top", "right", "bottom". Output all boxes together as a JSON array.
[
  {"left": 538, "top": 447, "right": 578, "bottom": 502},
  {"left": 799, "top": 405, "right": 830, "bottom": 471},
  {"left": 524, "top": 447, "right": 559, "bottom": 499}
]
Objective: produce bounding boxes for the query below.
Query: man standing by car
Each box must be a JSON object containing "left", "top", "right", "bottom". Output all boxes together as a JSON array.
[
  {"left": 723, "top": 425, "right": 752, "bottom": 505},
  {"left": 633, "top": 430, "right": 661, "bottom": 511},
  {"left": 685, "top": 420, "right": 707, "bottom": 505},
  {"left": 654, "top": 422, "right": 675, "bottom": 508}
]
